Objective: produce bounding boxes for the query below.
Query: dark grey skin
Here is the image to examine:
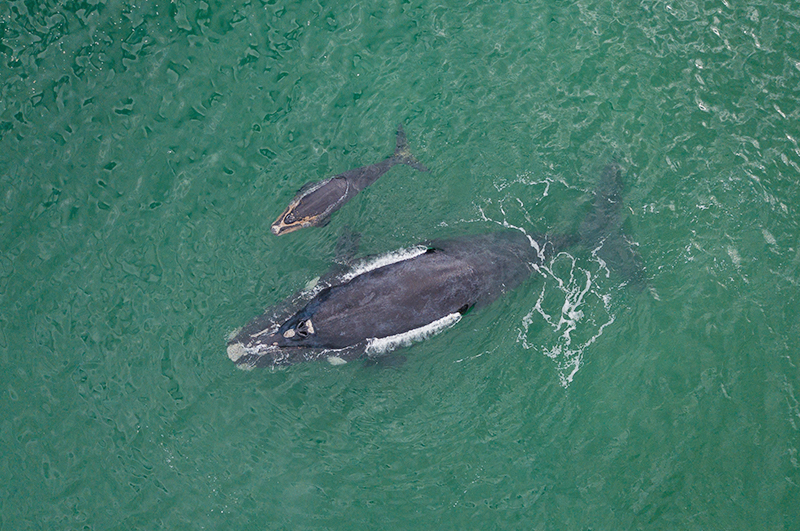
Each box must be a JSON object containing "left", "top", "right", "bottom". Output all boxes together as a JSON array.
[
  {"left": 227, "top": 163, "right": 645, "bottom": 368},
  {"left": 227, "top": 230, "right": 568, "bottom": 368},
  {"left": 271, "top": 125, "right": 428, "bottom": 235}
]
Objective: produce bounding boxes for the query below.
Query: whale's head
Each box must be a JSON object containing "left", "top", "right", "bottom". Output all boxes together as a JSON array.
[
  {"left": 271, "top": 177, "right": 349, "bottom": 236},
  {"left": 226, "top": 294, "right": 361, "bottom": 369},
  {"left": 271, "top": 201, "right": 317, "bottom": 236},
  {"left": 227, "top": 310, "right": 323, "bottom": 368}
]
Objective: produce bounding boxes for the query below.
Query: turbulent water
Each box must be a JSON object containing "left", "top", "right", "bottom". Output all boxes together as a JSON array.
[{"left": 2, "top": 0, "right": 800, "bottom": 529}]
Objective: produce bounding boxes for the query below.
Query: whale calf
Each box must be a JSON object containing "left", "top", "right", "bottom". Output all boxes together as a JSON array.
[
  {"left": 227, "top": 230, "right": 566, "bottom": 368},
  {"left": 271, "top": 125, "right": 428, "bottom": 236}
]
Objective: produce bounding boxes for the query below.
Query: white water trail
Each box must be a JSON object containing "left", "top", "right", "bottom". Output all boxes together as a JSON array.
[
  {"left": 478, "top": 180, "right": 617, "bottom": 388},
  {"left": 340, "top": 245, "right": 428, "bottom": 282},
  {"left": 365, "top": 313, "right": 462, "bottom": 355}
]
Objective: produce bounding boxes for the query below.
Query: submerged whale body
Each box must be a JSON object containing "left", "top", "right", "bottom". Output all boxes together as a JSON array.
[
  {"left": 271, "top": 124, "right": 428, "bottom": 236},
  {"left": 579, "top": 163, "right": 647, "bottom": 287},
  {"left": 227, "top": 230, "right": 563, "bottom": 368}
]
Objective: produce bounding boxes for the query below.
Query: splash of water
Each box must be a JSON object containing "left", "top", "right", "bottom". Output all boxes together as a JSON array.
[
  {"left": 292, "top": 246, "right": 430, "bottom": 302},
  {"left": 520, "top": 250, "right": 616, "bottom": 387},
  {"left": 477, "top": 180, "right": 617, "bottom": 388},
  {"left": 365, "top": 312, "right": 463, "bottom": 355},
  {"left": 340, "top": 245, "right": 428, "bottom": 282}
]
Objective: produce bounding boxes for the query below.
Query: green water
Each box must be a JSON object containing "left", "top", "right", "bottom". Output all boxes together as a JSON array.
[{"left": 2, "top": 0, "right": 800, "bottom": 528}]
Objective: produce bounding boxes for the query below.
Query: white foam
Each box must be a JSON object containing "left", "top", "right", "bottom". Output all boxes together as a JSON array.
[
  {"left": 304, "top": 276, "right": 320, "bottom": 291},
  {"left": 287, "top": 246, "right": 431, "bottom": 306},
  {"left": 228, "top": 340, "right": 289, "bottom": 369},
  {"left": 365, "top": 313, "right": 462, "bottom": 355},
  {"left": 476, "top": 204, "right": 545, "bottom": 263},
  {"left": 341, "top": 245, "right": 428, "bottom": 282},
  {"left": 479, "top": 189, "right": 618, "bottom": 389},
  {"left": 226, "top": 327, "right": 242, "bottom": 342},
  {"left": 762, "top": 229, "right": 777, "bottom": 246},
  {"left": 518, "top": 252, "right": 616, "bottom": 387},
  {"left": 727, "top": 246, "right": 742, "bottom": 266}
]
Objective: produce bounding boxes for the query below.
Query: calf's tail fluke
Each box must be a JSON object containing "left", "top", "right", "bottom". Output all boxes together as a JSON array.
[{"left": 392, "top": 124, "right": 429, "bottom": 172}]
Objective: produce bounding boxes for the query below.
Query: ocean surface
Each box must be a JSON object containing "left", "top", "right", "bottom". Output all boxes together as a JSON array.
[{"left": 2, "top": 0, "right": 799, "bottom": 529}]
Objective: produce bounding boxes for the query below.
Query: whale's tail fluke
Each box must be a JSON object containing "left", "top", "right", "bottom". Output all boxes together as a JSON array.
[
  {"left": 391, "top": 124, "right": 429, "bottom": 172},
  {"left": 580, "top": 163, "right": 647, "bottom": 287}
]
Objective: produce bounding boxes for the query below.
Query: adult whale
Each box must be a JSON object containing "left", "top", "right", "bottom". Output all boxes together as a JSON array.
[
  {"left": 227, "top": 230, "right": 570, "bottom": 368},
  {"left": 271, "top": 125, "right": 428, "bottom": 236}
]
